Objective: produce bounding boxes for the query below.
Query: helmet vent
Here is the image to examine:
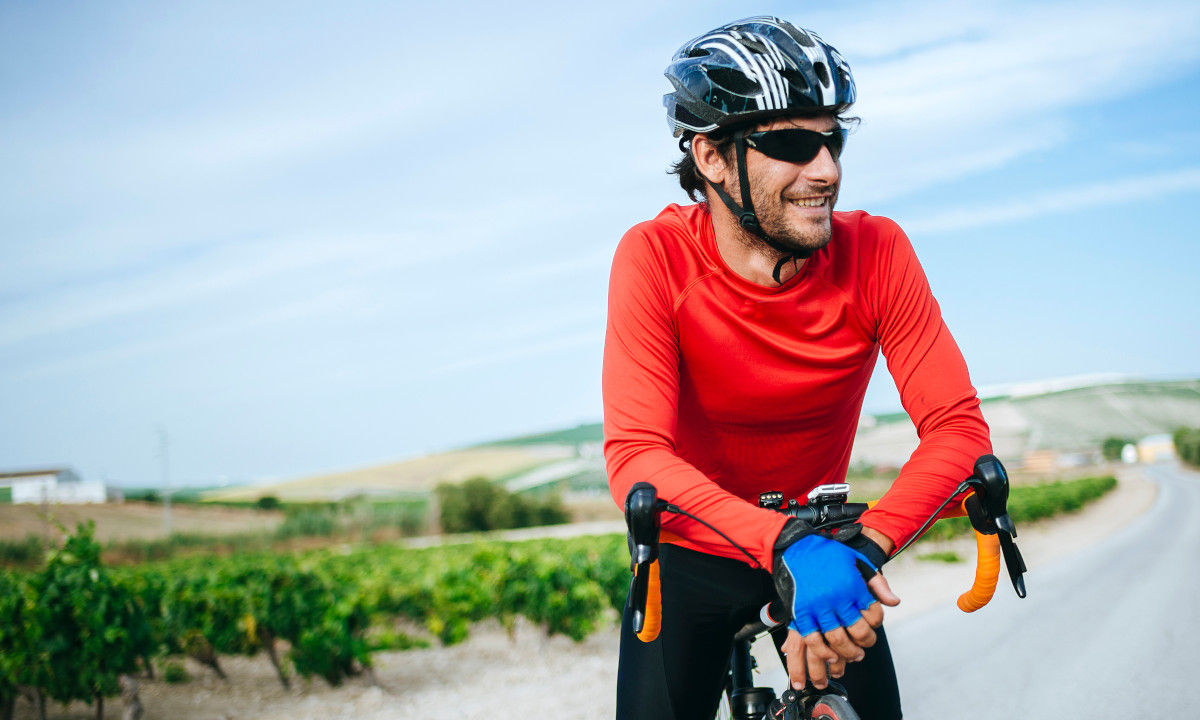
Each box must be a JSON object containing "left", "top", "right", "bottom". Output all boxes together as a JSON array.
[
  {"left": 813, "top": 62, "right": 830, "bottom": 86},
  {"left": 686, "top": 46, "right": 710, "bottom": 58},
  {"left": 779, "top": 67, "right": 809, "bottom": 91},
  {"left": 738, "top": 36, "right": 769, "bottom": 54},
  {"left": 794, "top": 30, "right": 816, "bottom": 48},
  {"left": 707, "top": 66, "right": 761, "bottom": 96}
]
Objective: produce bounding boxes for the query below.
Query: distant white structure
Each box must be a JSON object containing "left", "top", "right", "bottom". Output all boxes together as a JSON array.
[
  {"left": 975, "top": 372, "right": 1131, "bottom": 400},
  {"left": 1137, "top": 435, "right": 1177, "bottom": 464},
  {"left": 2, "top": 467, "right": 107, "bottom": 504}
]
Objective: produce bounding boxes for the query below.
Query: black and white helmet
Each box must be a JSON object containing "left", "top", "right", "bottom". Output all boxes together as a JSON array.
[{"left": 664, "top": 16, "right": 856, "bottom": 136}]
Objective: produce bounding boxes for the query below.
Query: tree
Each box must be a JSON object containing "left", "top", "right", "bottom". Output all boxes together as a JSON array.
[
  {"left": 27, "top": 523, "right": 150, "bottom": 720},
  {"left": 1174, "top": 428, "right": 1200, "bottom": 467},
  {"left": 1101, "top": 436, "right": 1134, "bottom": 462}
]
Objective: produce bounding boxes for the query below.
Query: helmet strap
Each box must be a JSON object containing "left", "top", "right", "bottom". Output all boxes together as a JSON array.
[{"left": 703, "top": 129, "right": 809, "bottom": 284}]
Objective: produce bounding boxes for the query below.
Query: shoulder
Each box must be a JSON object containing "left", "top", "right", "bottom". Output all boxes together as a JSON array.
[
  {"left": 830, "top": 209, "right": 917, "bottom": 271},
  {"left": 612, "top": 203, "right": 715, "bottom": 290},
  {"left": 832, "top": 210, "right": 907, "bottom": 248},
  {"left": 617, "top": 203, "right": 709, "bottom": 258}
]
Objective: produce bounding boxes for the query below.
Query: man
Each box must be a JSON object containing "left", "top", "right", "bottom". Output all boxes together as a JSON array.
[{"left": 603, "top": 16, "right": 991, "bottom": 720}]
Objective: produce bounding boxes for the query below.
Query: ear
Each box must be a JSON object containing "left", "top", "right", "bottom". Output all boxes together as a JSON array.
[{"left": 691, "top": 133, "right": 732, "bottom": 187}]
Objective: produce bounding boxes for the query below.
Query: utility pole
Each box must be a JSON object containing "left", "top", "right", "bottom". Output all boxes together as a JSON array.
[{"left": 157, "top": 425, "right": 172, "bottom": 535}]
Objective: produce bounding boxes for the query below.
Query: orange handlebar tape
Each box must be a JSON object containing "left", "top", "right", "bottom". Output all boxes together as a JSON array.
[
  {"left": 957, "top": 530, "right": 1001, "bottom": 612},
  {"left": 635, "top": 559, "right": 663, "bottom": 642},
  {"left": 941, "top": 502, "right": 967, "bottom": 519}
]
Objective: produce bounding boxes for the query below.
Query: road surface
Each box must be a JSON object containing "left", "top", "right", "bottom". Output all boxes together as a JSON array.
[{"left": 890, "top": 462, "right": 1200, "bottom": 717}]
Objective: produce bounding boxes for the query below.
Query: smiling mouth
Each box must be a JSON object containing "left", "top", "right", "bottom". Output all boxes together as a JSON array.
[{"left": 787, "top": 196, "right": 830, "bottom": 208}]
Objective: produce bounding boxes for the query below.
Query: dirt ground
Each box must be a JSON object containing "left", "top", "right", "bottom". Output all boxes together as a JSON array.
[
  {"left": 0, "top": 502, "right": 280, "bottom": 543},
  {"left": 10, "top": 467, "right": 1156, "bottom": 720}
]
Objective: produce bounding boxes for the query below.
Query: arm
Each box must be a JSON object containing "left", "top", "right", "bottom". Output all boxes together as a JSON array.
[
  {"left": 602, "top": 229, "right": 789, "bottom": 570},
  {"left": 858, "top": 222, "right": 992, "bottom": 551}
]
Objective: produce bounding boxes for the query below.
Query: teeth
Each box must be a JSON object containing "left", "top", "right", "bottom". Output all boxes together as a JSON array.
[{"left": 791, "top": 197, "right": 826, "bottom": 207}]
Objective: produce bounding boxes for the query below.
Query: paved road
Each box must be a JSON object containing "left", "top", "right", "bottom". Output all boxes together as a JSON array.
[{"left": 890, "top": 462, "right": 1200, "bottom": 717}]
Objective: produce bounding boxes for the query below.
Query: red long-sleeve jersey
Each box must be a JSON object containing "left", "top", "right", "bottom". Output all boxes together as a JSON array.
[{"left": 603, "top": 203, "right": 991, "bottom": 571}]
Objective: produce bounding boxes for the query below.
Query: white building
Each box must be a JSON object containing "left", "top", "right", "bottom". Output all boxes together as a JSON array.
[
  {"left": 1137, "top": 435, "right": 1177, "bottom": 463},
  {"left": 1, "top": 468, "right": 107, "bottom": 504}
]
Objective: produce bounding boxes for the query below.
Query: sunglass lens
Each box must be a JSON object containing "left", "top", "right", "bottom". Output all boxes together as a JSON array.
[{"left": 749, "top": 128, "right": 845, "bottom": 163}]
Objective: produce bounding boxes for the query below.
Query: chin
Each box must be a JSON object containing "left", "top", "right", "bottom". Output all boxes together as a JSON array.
[{"left": 769, "top": 225, "right": 832, "bottom": 255}]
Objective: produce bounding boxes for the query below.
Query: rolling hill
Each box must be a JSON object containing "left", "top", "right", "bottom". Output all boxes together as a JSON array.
[{"left": 203, "top": 376, "right": 1199, "bottom": 502}]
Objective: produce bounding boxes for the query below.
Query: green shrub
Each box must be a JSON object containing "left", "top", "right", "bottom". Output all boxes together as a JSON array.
[
  {"left": 162, "top": 661, "right": 190, "bottom": 684},
  {"left": 0, "top": 535, "right": 44, "bottom": 568},
  {"left": 435, "top": 477, "right": 569, "bottom": 533},
  {"left": 125, "top": 489, "right": 161, "bottom": 503},
  {"left": 1101, "top": 436, "right": 1134, "bottom": 462},
  {"left": 917, "top": 475, "right": 1117, "bottom": 542},
  {"left": 1174, "top": 427, "right": 1200, "bottom": 467},
  {"left": 24, "top": 523, "right": 151, "bottom": 711},
  {"left": 917, "top": 551, "right": 963, "bottom": 563},
  {"left": 256, "top": 495, "right": 282, "bottom": 511},
  {"left": 366, "top": 500, "right": 428, "bottom": 536},
  {"left": 275, "top": 508, "right": 337, "bottom": 539}
]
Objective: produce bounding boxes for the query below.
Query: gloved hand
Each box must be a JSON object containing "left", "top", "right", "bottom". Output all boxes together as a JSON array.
[
  {"left": 771, "top": 520, "right": 887, "bottom": 636},
  {"left": 772, "top": 520, "right": 898, "bottom": 691}
]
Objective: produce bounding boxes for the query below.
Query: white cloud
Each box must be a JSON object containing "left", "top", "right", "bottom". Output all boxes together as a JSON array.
[
  {"left": 836, "top": 0, "right": 1200, "bottom": 202},
  {"left": 0, "top": 232, "right": 438, "bottom": 348},
  {"left": 905, "top": 166, "right": 1200, "bottom": 234},
  {"left": 434, "top": 328, "right": 602, "bottom": 375},
  {"left": 15, "top": 285, "right": 371, "bottom": 381}
]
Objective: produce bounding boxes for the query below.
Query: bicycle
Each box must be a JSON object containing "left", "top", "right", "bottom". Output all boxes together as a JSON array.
[{"left": 623, "top": 454, "right": 1028, "bottom": 720}]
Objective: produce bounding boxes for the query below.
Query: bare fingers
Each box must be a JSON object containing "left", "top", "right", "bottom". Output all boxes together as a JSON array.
[
  {"left": 845, "top": 616, "right": 877, "bottom": 648},
  {"left": 821, "top": 625, "right": 866, "bottom": 662},
  {"left": 803, "top": 631, "right": 839, "bottom": 689},
  {"left": 867, "top": 573, "right": 901, "bottom": 607},
  {"left": 859, "top": 601, "right": 885, "bottom": 628},
  {"left": 781, "top": 629, "right": 808, "bottom": 690}
]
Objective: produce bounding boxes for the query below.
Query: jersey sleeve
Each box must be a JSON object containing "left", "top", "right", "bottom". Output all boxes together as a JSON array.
[
  {"left": 602, "top": 228, "right": 789, "bottom": 571},
  {"left": 858, "top": 221, "right": 992, "bottom": 549}
]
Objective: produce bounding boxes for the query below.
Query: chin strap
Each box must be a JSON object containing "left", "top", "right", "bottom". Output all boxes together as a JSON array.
[{"left": 702, "top": 129, "right": 810, "bottom": 284}]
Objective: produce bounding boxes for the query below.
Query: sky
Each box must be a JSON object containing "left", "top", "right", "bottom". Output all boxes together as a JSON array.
[{"left": 2, "top": 0, "right": 1199, "bottom": 488}]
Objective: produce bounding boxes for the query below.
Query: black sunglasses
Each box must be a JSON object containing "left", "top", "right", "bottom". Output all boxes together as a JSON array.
[{"left": 743, "top": 127, "right": 848, "bottom": 163}]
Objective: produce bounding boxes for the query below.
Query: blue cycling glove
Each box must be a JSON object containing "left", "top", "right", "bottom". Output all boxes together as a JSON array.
[{"left": 772, "top": 521, "right": 887, "bottom": 636}]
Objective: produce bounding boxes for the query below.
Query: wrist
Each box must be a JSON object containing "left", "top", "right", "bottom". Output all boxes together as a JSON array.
[
  {"left": 829, "top": 523, "right": 890, "bottom": 570},
  {"left": 860, "top": 526, "right": 894, "bottom": 556},
  {"left": 773, "top": 517, "right": 812, "bottom": 553}
]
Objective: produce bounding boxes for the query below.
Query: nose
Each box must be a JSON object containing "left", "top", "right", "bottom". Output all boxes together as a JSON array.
[{"left": 803, "top": 145, "right": 840, "bottom": 186}]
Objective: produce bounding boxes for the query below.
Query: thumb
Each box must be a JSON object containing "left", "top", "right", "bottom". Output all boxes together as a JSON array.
[{"left": 867, "top": 572, "right": 901, "bottom": 607}]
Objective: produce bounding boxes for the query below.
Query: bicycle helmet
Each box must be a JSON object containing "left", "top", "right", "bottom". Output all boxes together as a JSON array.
[{"left": 663, "top": 17, "right": 856, "bottom": 281}]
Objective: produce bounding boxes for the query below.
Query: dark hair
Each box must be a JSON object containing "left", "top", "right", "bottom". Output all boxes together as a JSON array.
[{"left": 667, "top": 108, "right": 861, "bottom": 202}]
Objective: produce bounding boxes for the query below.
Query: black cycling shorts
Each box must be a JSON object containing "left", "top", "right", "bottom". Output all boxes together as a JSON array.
[{"left": 615, "top": 543, "right": 902, "bottom": 720}]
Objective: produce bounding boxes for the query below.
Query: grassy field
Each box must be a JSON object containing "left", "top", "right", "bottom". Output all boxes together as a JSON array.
[
  {"left": 480, "top": 422, "right": 603, "bottom": 447},
  {"left": 0, "top": 501, "right": 281, "bottom": 543},
  {"left": 201, "top": 445, "right": 573, "bottom": 502}
]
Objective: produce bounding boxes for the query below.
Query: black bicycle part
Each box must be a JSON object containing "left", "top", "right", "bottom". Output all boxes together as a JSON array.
[
  {"left": 962, "top": 454, "right": 1028, "bottom": 598},
  {"left": 764, "top": 682, "right": 858, "bottom": 720},
  {"left": 625, "top": 481, "right": 664, "bottom": 634}
]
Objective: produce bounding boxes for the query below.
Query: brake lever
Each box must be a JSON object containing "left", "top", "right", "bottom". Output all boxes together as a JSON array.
[
  {"left": 998, "top": 533, "right": 1027, "bottom": 598},
  {"left": 963, "top": 454, "right": 1027, "bottom": 599},
  {"left": 625, "top": 482, "right": 663, "bottom": 633}
]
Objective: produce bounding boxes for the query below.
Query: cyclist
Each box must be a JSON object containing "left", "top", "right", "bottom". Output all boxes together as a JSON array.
[{"left": 603, "top": 17, "right": 992, "bottom": 720}]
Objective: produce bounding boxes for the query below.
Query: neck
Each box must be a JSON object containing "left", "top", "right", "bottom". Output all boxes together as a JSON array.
[{"left": 705, "top": 201, "right": 804, "bottom": 286}]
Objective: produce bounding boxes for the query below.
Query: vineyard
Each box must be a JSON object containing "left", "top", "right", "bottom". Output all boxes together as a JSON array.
[{"left": 0, "top": 475, "right": 1116, "bottom": 720}]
